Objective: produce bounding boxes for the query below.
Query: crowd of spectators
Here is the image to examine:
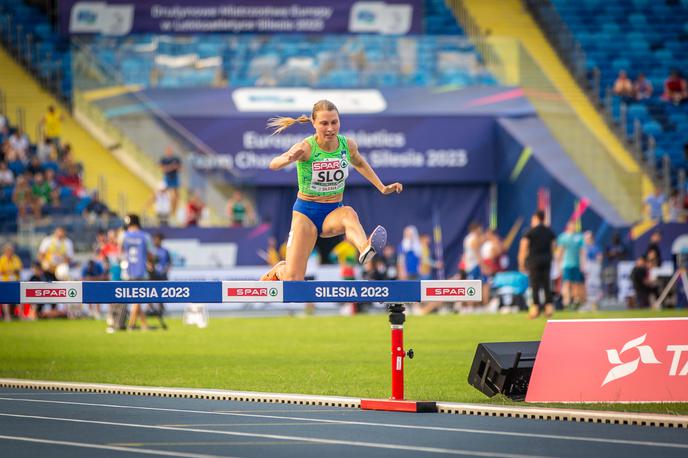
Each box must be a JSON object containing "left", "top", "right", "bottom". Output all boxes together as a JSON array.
[
  {"left": 0, "top": 218, "right": 172, "bottom": 328},
  {"left": 644, "top": 187, "right": 687, "bottom": 223},
  {"left": 0, "top": 106, "right": 113, "bottom": 229},
  {"left": 613, "top": 68, "right": 687, "bottom": 105}
]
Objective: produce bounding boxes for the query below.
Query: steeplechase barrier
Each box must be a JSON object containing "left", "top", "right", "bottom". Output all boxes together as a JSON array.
[{"left": 1, "top": 280, "right": 481, "bottom": 413}]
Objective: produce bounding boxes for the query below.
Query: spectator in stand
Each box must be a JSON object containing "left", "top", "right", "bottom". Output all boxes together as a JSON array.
[
  {"left": 0, "top": 112, "right": 7, "bottom": 132},
  {"left": 0, "top": 243, "right": 22, "bottom": 322},
  {"left": 83, "top": 191, "right": 110, "bottom": 225},
  {"left": 8, "top": 127, "right": 29, "bottom": 159},
  {"left": 26, "top": 156, "right": 44, "bottom": 177},
  {"left": 226, "top": 190, "right": 256, "bottom": 227},
  {"left": 57, "top": 163, "right": 83, "bottom": 197},
  {"left": 644, "top": 188, "right": 665, "bottom": 222},
  {"left": 602, "top": 232, "right": 628, "bottom": 299},
  {"left": 148, "top": 182, "right": 172, "bottom": 226},
  {"left": 159, "top": 145, "right": 182, "bottom": 214},
  {"left": 0, "top": 161, "right": 14, "bottom": 188},
  {"left": 634, "top": 73, "right": 653, "bottom": 100},
  {"left": 93, "top": 230, "right": 107, "bottom": 258},
  {"left": 39, "top": 105, "right": 64, "bottom": 146},
  {"left": 12, "top": 174, "right": 36, "bottom": 220},
  {"left": 462, "top": 222, "right": 485, "bottom": 285},
  {"left": 31, "top": 171, "right": 59, "bottom": 215},
  {"left": 120, "top": 214, "right": 152, "bottom": 331},
  {"left": 630, "top": 255, "right": 658, "bottom": 308},
  {"left": 81, "top": 259, "right": 107, "bottom": 319},
  {"left": 398, "top": 225, "right": 422, "bottom": 280},
  {"left": 185, "top": 191, "right": 205, "bottom": 227},
  {"left": 663, "top": 69, "right": 688, "bottom": 105},
  {"left": 98, "top": 229, "right": 121, "bottom": 264},
  {"left": 667, "top": 189, "right": 683, "bottom": 222},
  {"left": 556, "top": 221, "right": 586, "bottom": 309},
  {"left": 382, "top": 245, "right": 398, "bottom": 280},
  {"left": 59, "top": 142, "right": 74, "bottom": 166},
  {"left": 645, "top": 230, "right": 662, "bottom": 269},
  {"left": 613, "top": 70, "right": 635, "bottom": 102},
  {"left": 518, "top": 211, "right": 556, "bottom": 319},
  {"left": 36, "top": 138, "right": 55, "bottom": 163},
  {"left": 419, "top": 233, "right": 437, "bottom": 280},
  {"left": 38, "top": 226, "right": 74, "bottom": 280}
]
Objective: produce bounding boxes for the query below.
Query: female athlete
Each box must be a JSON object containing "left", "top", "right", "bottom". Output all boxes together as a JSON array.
[{"left": 260, "top": 99, "right": 403, "bottom": 281}]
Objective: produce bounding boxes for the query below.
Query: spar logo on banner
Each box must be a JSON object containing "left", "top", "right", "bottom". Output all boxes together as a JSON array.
[
  {"left": 420, "top": 280, "right": 481, "bottom": 302},
  {"left": 222, "top": 281, "right": 283, "bottom": 302},
  {"left": 526, "top": 318, "right": 688, "bottom": 402},
  {"left": 20, "top": 282, "right": 83, "bottom": 303}
]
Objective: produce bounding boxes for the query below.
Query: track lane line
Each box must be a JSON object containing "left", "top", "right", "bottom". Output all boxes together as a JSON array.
[
  {"left": 1, "top": 397, "right": 686, "bottom": 450},
  {"left": 0, "top": 434, "right": 231, "bottom": 458},
  {"left": 0, "top": 412, "right": 549, "bottom": 458}
]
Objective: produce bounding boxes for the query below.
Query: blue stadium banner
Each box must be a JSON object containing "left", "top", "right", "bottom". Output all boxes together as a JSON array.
[
  {"left": 179, "top": 115, "right": 496, "bottom": 185},
  {"left": 60, "top": 0, "right": 423, "bottom": 36},
  {"left": 10, "top": 280, "right": 482, "bottom": 304}
]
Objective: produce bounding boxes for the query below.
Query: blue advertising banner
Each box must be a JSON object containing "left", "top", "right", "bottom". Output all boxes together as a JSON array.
[
  {"left": 177, "top": 115, "right": 497, "bottom": 185},
  {"left": 60, "top": 0, "right": 423, "bottom": 36}
]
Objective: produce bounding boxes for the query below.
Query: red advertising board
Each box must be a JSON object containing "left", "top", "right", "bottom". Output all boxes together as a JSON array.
[{"left": 526, "top": 318, "right": 688, "bottom": 403}]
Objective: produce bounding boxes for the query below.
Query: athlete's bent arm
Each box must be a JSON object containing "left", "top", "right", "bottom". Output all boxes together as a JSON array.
[
  {"left": 348, "top": 138, "right": 402, "bottom": 194},
  {"left": 269, "top": 141, "right": 310, "bottom": 170}
]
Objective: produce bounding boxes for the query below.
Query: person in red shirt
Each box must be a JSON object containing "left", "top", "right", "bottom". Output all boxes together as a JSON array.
[
  {"left": 663, "top": 70, "right": 688, "bottom": 105},
  {"left": 185, "top": 192, "right": 205, "bottom": 227}
]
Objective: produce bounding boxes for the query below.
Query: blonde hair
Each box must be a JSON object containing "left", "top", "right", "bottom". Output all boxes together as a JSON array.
[{"left": 267, "top": 99, "right": 339, "bottom": 135}]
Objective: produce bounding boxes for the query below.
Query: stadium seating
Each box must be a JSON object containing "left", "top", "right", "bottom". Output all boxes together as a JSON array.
[
  {"left": 80, "top": 32, "right": 495, "bottom": 91},
  {"left": 551, "top": 0, "right": 688, "bottom": 184},
  {"left": 0, "top": 0, "right": 72, "bottom": 100}
]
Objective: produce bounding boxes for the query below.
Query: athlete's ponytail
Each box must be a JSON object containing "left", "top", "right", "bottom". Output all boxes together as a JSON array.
[
  {"left": 267, "top": 115, "right": 311, "bottom": 135},
  {"left": 267, "top": 99, "right": 339, "bottom": 135}
]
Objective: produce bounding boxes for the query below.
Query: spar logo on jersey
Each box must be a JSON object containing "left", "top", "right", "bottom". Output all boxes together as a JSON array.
[
  {"left": 313, "top": 160, "right": 345, "bottom": 172},
  {"left": 602, "top": 334, "right": 661, "bottom": 386}
]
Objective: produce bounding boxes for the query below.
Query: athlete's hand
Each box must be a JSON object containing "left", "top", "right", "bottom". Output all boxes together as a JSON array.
[
  {"left": 381, "top": 182, "right": 403, "bottom": 194},
  {"left": 286, "top": 143, "right": 307, "bottom": 162}
]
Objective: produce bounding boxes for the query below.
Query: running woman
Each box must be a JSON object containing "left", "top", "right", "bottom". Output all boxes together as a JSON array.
[{"left": 260, "top": 99, "right": 402, "bottom": 281}]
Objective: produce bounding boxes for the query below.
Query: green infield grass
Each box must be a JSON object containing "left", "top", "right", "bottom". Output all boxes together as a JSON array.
[{"left": 1, "top": 309, "right": 687, "bottom": 415}]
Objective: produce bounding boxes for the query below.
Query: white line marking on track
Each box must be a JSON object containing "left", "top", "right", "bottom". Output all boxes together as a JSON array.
[
  {"left": 0, "top": 397, "right": 686, "bottom": 450},
  {"left": 0, "top": 434, "right": 231, "bottom": 458},
  {"left": 0, "top": 412, "right": 548, "bottom": 458}
]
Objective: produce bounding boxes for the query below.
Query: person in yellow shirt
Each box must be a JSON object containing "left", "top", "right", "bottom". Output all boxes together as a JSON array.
[
  {"left": 40, "top": 105, "right": 64, "bottom": 146},
  {"left": 0, "top": 243, "right": 23, "bottom": 321}
]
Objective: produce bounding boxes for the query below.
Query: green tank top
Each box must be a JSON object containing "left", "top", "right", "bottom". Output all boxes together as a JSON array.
[{"left": 297, "top": 134, "right": 351, "bottom": 197}]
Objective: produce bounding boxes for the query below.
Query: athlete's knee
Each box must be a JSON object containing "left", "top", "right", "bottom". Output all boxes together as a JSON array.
[{"left": 340, "top": 206, "right": 360, "bottom": 225}]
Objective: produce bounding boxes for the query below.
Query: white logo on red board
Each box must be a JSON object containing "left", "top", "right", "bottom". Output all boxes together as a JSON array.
[{"left": 602, "top": 334, "right": 661, "bottom": 386}]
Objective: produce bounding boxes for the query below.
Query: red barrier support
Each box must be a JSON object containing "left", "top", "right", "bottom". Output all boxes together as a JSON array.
[{"left": 360, "top": 304, "right": 437, "bottom": 413}]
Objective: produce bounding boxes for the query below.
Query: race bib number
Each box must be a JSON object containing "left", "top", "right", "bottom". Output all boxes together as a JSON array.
[{"left": 310, "top": 158, "right": 348, "bottom": 193}]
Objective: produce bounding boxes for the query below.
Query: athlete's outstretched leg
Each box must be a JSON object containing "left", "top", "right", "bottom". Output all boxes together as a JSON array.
[
  {"left": 321, "top": 206, "right": 386, "bottom": 264},
  {"left": 260, "top": 212, "right": 317, "bottom": 281}
]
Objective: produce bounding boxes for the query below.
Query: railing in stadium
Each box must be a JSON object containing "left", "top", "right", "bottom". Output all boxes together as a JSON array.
[{"left": 449, "top": 0, "right": 644, "bottom": 223}]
